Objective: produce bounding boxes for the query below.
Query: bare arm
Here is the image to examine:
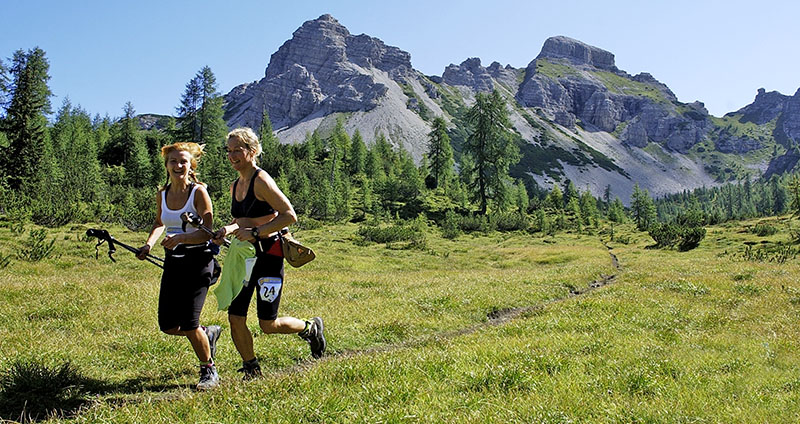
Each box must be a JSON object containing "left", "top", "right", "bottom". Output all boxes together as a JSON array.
[{"left": 137, "top": 191, "right": 165, "bottom": 260}]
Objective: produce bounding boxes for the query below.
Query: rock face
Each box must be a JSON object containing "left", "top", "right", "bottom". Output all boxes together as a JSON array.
[
  {"left": 219, "top": 16, "right": 800, "bottom": 202},
  {"left": 224, "top": 14, "right": 413, "bottom": 130},
  {"left": 442, "top": 58, "right": 519, "bottom": 92},
  {"left": 537, "top": 36, "right": 617, "bottom": 71},
  {"left": 517, "top": 36, "right": 712, "bottom": 153}
]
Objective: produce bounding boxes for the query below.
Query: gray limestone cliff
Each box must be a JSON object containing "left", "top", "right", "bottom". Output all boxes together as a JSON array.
[{"left": 224, "top": 14, "right": 413, "bottom": 130}]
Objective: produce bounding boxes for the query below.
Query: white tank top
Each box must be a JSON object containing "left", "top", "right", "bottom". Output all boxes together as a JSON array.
[{"left": 161, "top": 184, "right": 200, "bottom": 240}]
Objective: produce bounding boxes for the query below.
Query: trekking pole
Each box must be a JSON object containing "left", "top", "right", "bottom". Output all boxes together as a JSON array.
[
  {"left": 85, "top": 229, "right": 165, "bottom": 269},
  {"left": 180, "top": 212, "right": 231, "bottom": 247}
]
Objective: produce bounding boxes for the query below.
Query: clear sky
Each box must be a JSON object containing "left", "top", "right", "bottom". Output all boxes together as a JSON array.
[{"left": 2, "top": 0, "right": 797, "bottom": 119}]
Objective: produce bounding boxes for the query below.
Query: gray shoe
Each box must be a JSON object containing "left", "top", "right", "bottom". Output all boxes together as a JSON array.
[
  {"left": 299, "top": 317, "right": 326, "bottom": 359},
  {"left": 196, "top": 364, "right": 219, "bottom": 390},
  {"left": 237, "top": 358, "right": 262, "bottom": 380},
  {"left": 204, "top": 325, "right": 222, "bottom": 359}
]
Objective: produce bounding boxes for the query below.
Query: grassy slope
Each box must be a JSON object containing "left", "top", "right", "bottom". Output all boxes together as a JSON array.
[{"left": 1, "top": 219, "right": 799, "bottom": 422}]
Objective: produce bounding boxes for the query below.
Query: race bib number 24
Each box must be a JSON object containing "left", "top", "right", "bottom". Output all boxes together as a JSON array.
[{"left": 257, "top": 277, "right": 282, "bottom": 303}]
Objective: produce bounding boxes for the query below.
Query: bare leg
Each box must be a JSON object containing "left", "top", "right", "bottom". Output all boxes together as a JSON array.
[
  {"left": 162, "top": 326, "right": 211, "bottom": 362},
  {"left": 259, "top": 316, "right": 306, "bottom": 334},
  {"left": 229, "top": 314, "right": 256, "bottom": 362}
]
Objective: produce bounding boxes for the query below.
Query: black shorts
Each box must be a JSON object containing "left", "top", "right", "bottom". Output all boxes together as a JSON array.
[
  {"left": 158, "top": 245, "right": 220, "bottom": 331},
  {"left": 227, "top": 237, "right": 285, "bottom": 321}
]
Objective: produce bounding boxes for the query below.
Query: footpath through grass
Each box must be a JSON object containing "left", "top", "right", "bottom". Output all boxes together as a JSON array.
[{"left": 1, "top": 219, "right": 799, "bottom": 422}]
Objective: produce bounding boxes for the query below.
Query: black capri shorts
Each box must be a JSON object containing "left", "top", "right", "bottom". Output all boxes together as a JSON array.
[
  {"left": 227, "top": 236, "right": 285, "bottom": 321},
  {"left": 158, "top": 244, "right": 220, "bottom": 332}
]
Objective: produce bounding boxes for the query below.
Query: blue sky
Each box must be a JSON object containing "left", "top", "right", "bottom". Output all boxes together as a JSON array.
[{"left": 2, "top": 0, "right": 798, "bottom": 119}]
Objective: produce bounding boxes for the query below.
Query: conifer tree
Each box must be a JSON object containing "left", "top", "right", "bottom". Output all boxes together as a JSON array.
[
  {"left": 258, "top": 108, "right": 281, "bottom": 176},
  {"left": 630, "top": 183, "right": 657, "bottom": 231},
  {"left": 349, "top": 129, "right": 367, "bottom": 176},
  {"left": 463, "top": 90, "right": 520, "bottom": 214},
  {"left": 1, "top": 47, "right": 52, "bottom": 191},
  {"left": 427, "top": 116, "right": 454, "bottom": 190},
  {"left": 175, "top": 75, "right": 202, "bottom": 142},
  {"left": 548, "top": 185, "right": 563, "bottom": 210},
  {"left": 116, "top": 102, "right": 150, "bottom": 187}
]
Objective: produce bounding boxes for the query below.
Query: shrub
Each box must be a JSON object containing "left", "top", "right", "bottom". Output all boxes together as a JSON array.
[
  {"left": 750, "top": 222, "right": 778, "bottom": 237},
  {"left": 459, "top": 214, "right": 492, "bottom": 233},
  {"left": 357, "top": 218, "right": 426, "bottom": 245},
  {"left": 491, "top": 211, "right": 530, "bottom": 232},
  {"left": 0, "top": 359, "right": 101, "bottom": 422},
  {"left": 17, "top": 229, "right": 56, "bottom": 262},
  {"left": 649, "top": 223, "right": 680, "bottom": 248},
  {"left": 678, "top": 226, "right": 706, "bottom": 251},
  {"left": 0, "top": 252, "right": 10, "bottom": 269},
  {"left": 440, "top": 210, "right": 461, "bottom": 239}
]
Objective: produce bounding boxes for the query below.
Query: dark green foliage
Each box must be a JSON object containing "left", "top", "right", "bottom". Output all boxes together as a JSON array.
[
  {"left": 440, "top": 210, "right": 461, "bottom": 239},
  {"left": 678, "top": 226, "right": 706, "bottom": 251},
  {"left": 357, "top": 217, "right": 426, "bottom": 247},
  {"left": 0, "top": 359, "right": 101, "bottom": 422},
  {"left": 427, "top": 117, "right": 454, "bottom": 190},
  {"left": 1, "top": 48, "right": 52, "bottom": 191},
  {"left": 463, "top": 90, "right": 521, "bottom": 214},
  {"left": 648, "top": 223, "right": 681, "bottom": 248},
  {"left": 750, "top": 222, "right": 779, "bottom": 237},
  {"left": 491, "top": 211, "right": 530, "bottom": 232},
  {"left": 631, "top": 184, "right": 657, "bottom": 231},
  {"left": 648, "top": 222, "right": 706, "bottom": 251},
  {"left": 16, "top": 228, "right": 56, "bottom": 261}
]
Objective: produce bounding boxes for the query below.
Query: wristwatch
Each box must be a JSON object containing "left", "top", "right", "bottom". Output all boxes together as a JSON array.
[{"left": 251, "top": 227, "right": 260, "bottom": 240}]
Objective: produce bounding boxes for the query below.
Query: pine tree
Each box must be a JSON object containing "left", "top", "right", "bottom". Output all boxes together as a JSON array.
[
  {"left": 1, "top": 48, "right": 52, "bottom": 191},
  {"left": 116, "top": 102, "right": 150, "bottom": 187},
  {"left": 191, "top": 66, "right": 230, "bottom": 196},
  {"left": 548, "top": 185, "right": 563, "bottom": 210},
  {"left": 349, "top": 129, "right": 367, "bottom": 176},
  {"left": 630, "top": 183, "right": 657, "bottom": 231},
  {"left": 258, "top": 108, "right": 281, "bottom": 176},
  {"left": 427, "top": 116, "right": 454, "bottom": 190},
  {"left": 463, "top": 90, "right": 520, "bottom": 214},
  {"left": 175, "top": 75, "right": 202, "bottom": 142}
]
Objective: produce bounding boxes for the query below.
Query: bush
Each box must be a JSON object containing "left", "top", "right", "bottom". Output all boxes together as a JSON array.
[
  {"left": 357, "top": 218, "right": 426, "bottom": 245},
  {"left": 458, "top": 214, "right": 492, "bottom": 233},
  {"left": 440, "top": 210, "right": 461, "bottom": 239},
  {"left": 0, "top": 359, "right": 101, "bottom": 422},
  {"left": 750, "top": 222, "right": 778, "bottom": 237},
  {"left": 491, "top": 211, "right": 530, "bottom": 232},
  {"left": 649, "top": 223, "right": 680, "bottom": 248},
  {"left": 678, "top": 226, "right": 706, "bottom": 251},
  {"left": 17, "top": 229, "right": 56, "bottom": 262},
  {"left": 649, "top": 223, "right": 706, "bottom": 251}
]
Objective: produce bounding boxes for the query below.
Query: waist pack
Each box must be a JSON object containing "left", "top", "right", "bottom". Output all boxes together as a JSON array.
[{"left": 280, "top": 232, "right": 315, "bottom": 267}]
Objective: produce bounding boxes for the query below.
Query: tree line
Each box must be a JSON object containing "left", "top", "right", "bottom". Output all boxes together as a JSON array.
[{"left": 1, "top": 47, "right": 799, "bottom": 238}]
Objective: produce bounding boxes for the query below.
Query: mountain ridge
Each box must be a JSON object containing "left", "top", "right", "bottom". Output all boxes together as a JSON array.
[{"left": 220, "top": 14, "right": 800, "bottom": 202}]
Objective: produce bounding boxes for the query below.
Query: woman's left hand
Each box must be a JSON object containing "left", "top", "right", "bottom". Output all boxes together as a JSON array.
[
  {"left": 232, "top": 227, "right": 256, "bottom": 242},
  {"left": 161, "top": 234, "right": 184, "bottom": 250}
]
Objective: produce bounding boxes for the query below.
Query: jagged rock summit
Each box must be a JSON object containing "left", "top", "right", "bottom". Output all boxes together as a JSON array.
[
  {"left": 224, "top": 14, "right": 414, "bottom": 131},
  {"left": 536, "top": 35, "right": 617, "bottom": 71},
  {"left": 220, "top": 16, "right": 800, "bottom": 201}
]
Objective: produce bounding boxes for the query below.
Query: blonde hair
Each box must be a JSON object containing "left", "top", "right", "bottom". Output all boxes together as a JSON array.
[
  {"left": 227, "top": 127, "right": 262, "bottom": 157},
  {"left": 161, "top": 142, "right": 204, "bottom": 185}
]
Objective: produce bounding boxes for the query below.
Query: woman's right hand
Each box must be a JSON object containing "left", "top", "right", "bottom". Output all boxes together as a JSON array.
[
  {"left": 213, "top": 227, "right": 228, "bottom": 244},
  {"left": 136, "top": 244, "right": 151, "bottom": 260}
]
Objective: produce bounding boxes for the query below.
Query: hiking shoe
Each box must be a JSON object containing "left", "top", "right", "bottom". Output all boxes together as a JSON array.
[
  {"left": 196, "top": 364, "right": 219, "bottom": 390},
  {"left": 204, "top": 325, "right": 222, "bottom": 359},
  {"left": 237, "top": 358, "right": 262, "bottom": 380},
  {"left": 299, "top": 317, "right": 326, "bottom": 359}
]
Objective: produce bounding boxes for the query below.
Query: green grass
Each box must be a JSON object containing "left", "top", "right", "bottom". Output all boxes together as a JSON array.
[
  {"left": 533, "top": 58, "right": 580, "bottom": 80},
  {"left": 589, "top": 70, "right": 670, "bottom": 104},
  {"left": 2, "top": 218, "right": 800, "bottom": 422}
]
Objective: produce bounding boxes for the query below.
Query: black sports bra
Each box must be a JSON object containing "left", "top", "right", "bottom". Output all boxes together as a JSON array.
[{"left": 231, "top": 169, "right": 276, "bottom": 218}]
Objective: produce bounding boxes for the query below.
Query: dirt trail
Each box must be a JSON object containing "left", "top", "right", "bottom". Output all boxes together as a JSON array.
[{"left": 276, "top": 242, "right": 621, "bottom": 376}]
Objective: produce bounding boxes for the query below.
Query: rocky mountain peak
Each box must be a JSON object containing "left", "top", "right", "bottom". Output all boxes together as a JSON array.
[
  {"left": 536, "top": 36, "right": 617, "bottom": 71},
  {"left": 225, "top": 14, "right": 414, "bottom": 130},
  {"left": 734, "top": 88, "right": 789, "bottom": 124},
  {"left": 442, "top": 58, "right": 518, "bottom": 92}
]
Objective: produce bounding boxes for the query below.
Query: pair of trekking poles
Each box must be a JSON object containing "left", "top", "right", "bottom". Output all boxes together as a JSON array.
[{"left": 86, "top": 212, "right": 226, "bottom": 269}]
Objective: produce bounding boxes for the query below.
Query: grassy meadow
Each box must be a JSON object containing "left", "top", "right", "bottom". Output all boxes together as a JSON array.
[{"left": 1, "top": 217, "right": 799, "bottom": 422}]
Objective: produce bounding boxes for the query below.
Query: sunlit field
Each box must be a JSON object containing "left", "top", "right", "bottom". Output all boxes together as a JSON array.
[{"left": 1, "top": 217, "right": 799, "bottom": 423}]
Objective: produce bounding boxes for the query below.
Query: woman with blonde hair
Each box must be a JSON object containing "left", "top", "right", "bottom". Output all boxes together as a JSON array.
[
  {"left": 137, "top": 142, "right": 222, "bottom": 390},
  {"left": 214, "top": 127, "right": 325, "bottom": 379}
]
